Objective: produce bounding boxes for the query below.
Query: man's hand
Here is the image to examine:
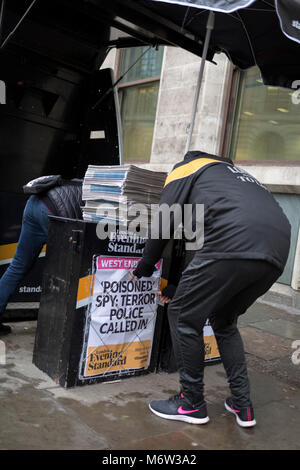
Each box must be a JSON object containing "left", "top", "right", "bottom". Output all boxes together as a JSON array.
[
  {"left": 157, "top": 290, "right": 171, "bottom": 304},
  {"left": 130, "top": 273, "right": 170, "bottom": 303}
]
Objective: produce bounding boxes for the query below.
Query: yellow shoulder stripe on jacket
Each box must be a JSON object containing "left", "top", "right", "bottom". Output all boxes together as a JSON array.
[{"left": 164, "top": 158, "right": 223, "bottom": 187}]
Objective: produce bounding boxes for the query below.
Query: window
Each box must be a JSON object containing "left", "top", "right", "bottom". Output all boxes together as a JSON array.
[
  {"left": 229, "top": 67, "right": 300, "bottom": 161},
  {"left": 118, "top": 46, "right": 164, "bottom": 163}
]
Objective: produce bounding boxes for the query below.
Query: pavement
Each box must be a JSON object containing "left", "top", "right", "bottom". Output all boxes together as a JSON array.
[{"left": 0, "top": 300, "right": 300, "bottom": 452}]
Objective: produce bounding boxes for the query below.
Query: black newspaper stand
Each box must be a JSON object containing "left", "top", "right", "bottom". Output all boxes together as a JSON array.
[{"left": 33, "top": 217, "right": 165, "bottom": 388}]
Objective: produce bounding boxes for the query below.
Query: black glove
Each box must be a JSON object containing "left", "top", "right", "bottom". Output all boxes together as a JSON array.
[{"left": 161, "top": 284, "right": 177, "bottom": 300}]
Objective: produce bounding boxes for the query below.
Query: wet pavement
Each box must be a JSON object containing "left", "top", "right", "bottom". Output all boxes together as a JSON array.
[{"left": 0, "top": 300, "right": 300, "bottom": 451}]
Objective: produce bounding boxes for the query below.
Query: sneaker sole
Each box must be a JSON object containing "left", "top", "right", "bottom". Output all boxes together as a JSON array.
[
  {"left": 224, "top": 400, "right": 256, "bottom": 428},
  {"left": 149, "top": 404, "right": 210, "bottom": 425}
]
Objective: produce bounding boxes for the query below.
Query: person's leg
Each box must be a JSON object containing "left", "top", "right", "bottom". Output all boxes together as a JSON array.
[
  {"left": 0, "top": 196, "right": 51, "bottom": 325},
  {"left": 212, "top": 322, "right": 250, "bottom": 406},
  {"left": 209, "top": 318, "right": 257, "bottom": 427},
  {"left": 209, "top": 261, "right": 282, "bottom": 426}
]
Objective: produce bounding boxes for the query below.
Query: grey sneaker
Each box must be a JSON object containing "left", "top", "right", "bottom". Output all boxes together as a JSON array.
[
  {"left": 224, "top": 397, "right": 256, "bottom": 428},
  {"left": 149, "top": 393, "right": 209, "bottom": 425}
]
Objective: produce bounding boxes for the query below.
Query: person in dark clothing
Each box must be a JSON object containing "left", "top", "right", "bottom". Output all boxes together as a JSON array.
[
  {"left": 133, "top": 151, "right": 291, "bottom": 428},
  {"left": 0, "top": 177, "right": 82, "bottom": 336}
]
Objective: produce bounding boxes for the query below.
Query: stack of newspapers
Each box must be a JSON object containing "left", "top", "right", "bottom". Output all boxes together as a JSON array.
[{"left": 82, "top": 165, "right": 167, "bottom": 227}]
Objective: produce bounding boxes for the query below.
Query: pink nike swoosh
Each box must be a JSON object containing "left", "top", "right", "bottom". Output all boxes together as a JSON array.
[
  {"left": 231, "top": 405, "right": 240, "bottom": 413},
  {"left": 177, "top": 406, "right": 199, "bottom": 415}
]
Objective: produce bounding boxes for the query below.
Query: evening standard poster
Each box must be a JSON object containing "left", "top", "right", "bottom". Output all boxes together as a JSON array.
[{"left": 80, "top": 255, "right": 161, "bottom": 379}]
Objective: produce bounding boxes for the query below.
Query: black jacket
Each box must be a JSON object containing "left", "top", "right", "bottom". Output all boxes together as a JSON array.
[
  {"left": 40, "top": 180, "right": 83, "bottom": 220},
  {"left": 133, "top": 151, "right": 291, "bottom": 278}
]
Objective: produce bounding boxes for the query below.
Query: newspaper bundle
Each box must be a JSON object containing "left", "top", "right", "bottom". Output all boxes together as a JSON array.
[{"left": 82, "top": 165, "right": 167, "bottom": 227}]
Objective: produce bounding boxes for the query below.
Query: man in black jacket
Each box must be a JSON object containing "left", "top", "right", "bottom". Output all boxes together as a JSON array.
[
  {"left": 133, "top": 151, "right": 291, "bottom": 428},
  {"left": 0, "top": 177, "right": 82, "bottom": 336}
]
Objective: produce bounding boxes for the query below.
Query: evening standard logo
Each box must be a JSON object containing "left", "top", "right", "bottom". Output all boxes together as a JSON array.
[{"left": 0, "top": 80, "right": 6, "bottom": 104}]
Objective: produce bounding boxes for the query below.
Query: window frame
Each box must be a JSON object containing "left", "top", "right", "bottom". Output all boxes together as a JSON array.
[
  {"left": 116, "top": 47, "right": 163, "bottom": 163},
  {"left": 220, "top": 66, "right": 300, "bottom": 166}
]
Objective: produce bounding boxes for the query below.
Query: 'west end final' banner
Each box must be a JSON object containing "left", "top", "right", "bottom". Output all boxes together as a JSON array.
[{"left": 80, "top": 256, "right": 161, "bottom": 379}]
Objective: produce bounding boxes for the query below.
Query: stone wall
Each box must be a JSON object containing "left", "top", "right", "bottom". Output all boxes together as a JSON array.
[{"left": 150, "top": 47, "right": 232, "bottom": 165}]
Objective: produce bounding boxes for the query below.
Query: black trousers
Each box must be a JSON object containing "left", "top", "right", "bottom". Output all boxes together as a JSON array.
[{"left": 167, "top": 255, "right": 282, "bottom": 408}]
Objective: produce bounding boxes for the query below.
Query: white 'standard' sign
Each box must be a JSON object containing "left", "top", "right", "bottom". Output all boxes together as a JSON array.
[{"left": 80, "top": 255, "right": 161, "bottom": 379}]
